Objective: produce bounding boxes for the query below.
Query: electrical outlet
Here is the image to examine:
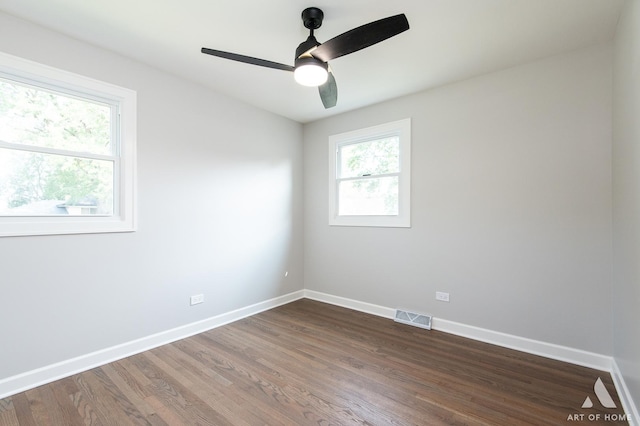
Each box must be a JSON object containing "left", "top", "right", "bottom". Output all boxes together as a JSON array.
[
  {"left": 190, "top": 294, "right": 204, "bottom": 305},
  {"left": 436, "top": 291, "right": 450, "bottom": 302}
]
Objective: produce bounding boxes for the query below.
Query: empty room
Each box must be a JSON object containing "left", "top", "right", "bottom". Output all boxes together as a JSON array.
[{"left": 0, "top": 0, "right": 638, "bottom": 424}]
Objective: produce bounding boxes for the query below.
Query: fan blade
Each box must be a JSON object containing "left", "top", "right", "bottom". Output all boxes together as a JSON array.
[
  {"left": 311, "top": 14, "right": 409, "bottom": 62},
  {"left": 318, "top": 70, "right": 337, "bottom": 109},
  {"left": 201, "top": 48, "right": 294, "bottom": 72}
]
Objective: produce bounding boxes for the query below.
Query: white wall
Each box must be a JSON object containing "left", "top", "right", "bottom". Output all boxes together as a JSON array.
[
  {"left": 0, "top": 12, "right": 304, "bottom": 380},
  {"left": 304, "top": 44, "right": 613, "bottom": 355},
  {"left": 613, "top": 0, "right": 640, "bottom": 411}
]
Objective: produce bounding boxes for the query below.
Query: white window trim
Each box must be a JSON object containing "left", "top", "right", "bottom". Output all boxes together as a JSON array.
[
  {"left": 328, "top": 118, "right": 411, "bottom": 228},
  {"left": 0, "top": 51, "right": 136, "bottom": 237}
]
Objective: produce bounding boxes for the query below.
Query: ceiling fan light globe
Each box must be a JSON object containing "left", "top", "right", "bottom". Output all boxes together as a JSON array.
[
  {"left": 294, "top": 57, "right": 329, "bottom": 87},
  {"left": 294, "top": 64, "right": 328, "bottom": 86}
]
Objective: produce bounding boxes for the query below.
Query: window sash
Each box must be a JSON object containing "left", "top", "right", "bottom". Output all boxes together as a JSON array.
[
  {"left": 0, "top": 74, "right": 120, "bottom": 156},
  {"left": 337, "top": 175, "right": 400, "bottom": 216},
  {"left": 336, "top": 136, "right": 400, "bottom": 179},
  {"left": 0, "top": 146, "right": 118, "bottom": 217}
]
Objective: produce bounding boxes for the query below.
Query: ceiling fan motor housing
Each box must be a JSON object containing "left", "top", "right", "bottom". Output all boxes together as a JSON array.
[
  {"left": 302, "top": 7, "right": 324, "bottom": 30},
  {"left": 295, "top": 35, "right": 321, "bottom": 59}
]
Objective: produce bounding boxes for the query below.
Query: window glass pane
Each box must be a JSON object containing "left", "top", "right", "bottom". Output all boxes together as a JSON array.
[
  {"left": 339, "top": 136, "right": 399, "bottom": 178},
  {"left": 338, "top": 176, "right": 398, "bottom": 216},
  {"left": 0, "top": 78, "right": 112, "bottom": 155},
  {"left": 0, "top": 147, "right": 114, "bottom": 216}
]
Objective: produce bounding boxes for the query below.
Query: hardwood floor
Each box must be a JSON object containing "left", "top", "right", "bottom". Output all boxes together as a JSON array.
[{"left": 0, "top": 299, "right": 628, "bottom": 425}]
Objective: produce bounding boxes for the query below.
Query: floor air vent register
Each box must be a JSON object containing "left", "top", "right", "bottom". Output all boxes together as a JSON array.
[{"left": 394, "top": 309, "right": 432, "bottom": 330}]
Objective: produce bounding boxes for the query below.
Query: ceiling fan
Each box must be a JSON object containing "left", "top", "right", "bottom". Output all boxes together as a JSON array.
[{"left": 201, "top": 7, "right": 410, "bottom": 109}]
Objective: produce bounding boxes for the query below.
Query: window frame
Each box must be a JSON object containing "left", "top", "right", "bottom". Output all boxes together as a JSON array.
[
  {"left": 328, "top": 118, "right": 411, "bottom": 228},
  {"left": 0, "top": 51, "right": 136, "bottom": 237}
]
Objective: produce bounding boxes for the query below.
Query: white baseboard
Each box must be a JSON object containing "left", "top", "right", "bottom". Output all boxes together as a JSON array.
[
  {"left": 0, "top": 290, "right": 305, "bottom": 399},
  {"left": 431, "top": 317, "right": 612, "bottom": 371},
  {"left": 304, "top": 289, "right": 396, "bottom": 318},
  {"left": 612, "top": 359, "right": 640, "bottom": 426}
]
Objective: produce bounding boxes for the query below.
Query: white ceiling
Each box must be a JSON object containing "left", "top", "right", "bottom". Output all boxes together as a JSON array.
[{"left": 0, "top": 0, "right": 624, "bottom": 123}]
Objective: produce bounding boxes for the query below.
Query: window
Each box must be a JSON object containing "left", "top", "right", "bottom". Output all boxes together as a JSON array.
[
  {"left": 329, "top": 118, "right": 411, "bottom": 227},
  {"left": 0, "top": 52, "right": 136, "bottom": 237}
]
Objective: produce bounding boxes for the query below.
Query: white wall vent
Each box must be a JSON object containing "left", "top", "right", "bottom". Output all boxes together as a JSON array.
[{"left": 394, "top": 309, "right": 432, "bottom": 330}]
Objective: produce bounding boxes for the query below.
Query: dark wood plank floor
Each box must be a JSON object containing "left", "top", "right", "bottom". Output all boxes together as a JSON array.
[{"left": 0, "top": 299, "right": 628, "bottom": 425}]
